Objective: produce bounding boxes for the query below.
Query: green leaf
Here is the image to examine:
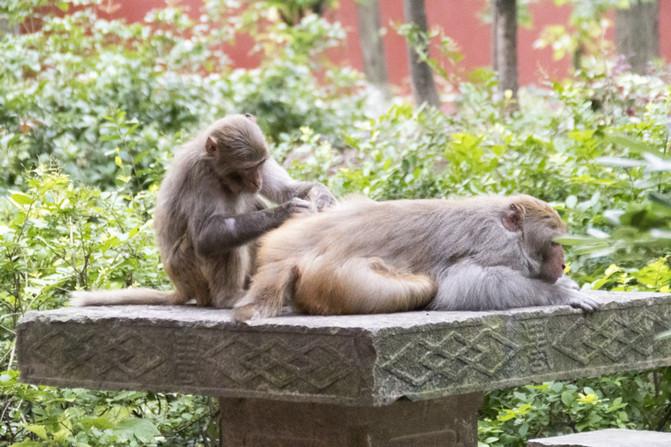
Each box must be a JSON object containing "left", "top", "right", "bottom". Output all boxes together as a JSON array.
[
  {"left": 649, "top": 193, "right": 671, "bottom": 210},
  {"left": 604, "top": 134, "right": 655, "bottom": 153},
  {"left": 25, "top": 424, "right": 48, "bottom": 440},
  {"left": 113, "top": 417, "right": 160, "bottom": 442},
  {"left": 10, "top": 191, "right": 33, "bottom": 205},
  {"left": 561, "top": 390, "right": 575, "bottom": 406}
]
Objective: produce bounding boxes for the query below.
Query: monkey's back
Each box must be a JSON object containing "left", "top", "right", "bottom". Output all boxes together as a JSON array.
[
  {"left": 259, "top": 198, "right": 472, "bottom": 272},
  {"left": 257, "top": 195, "right": 545, "bottom": 275}
]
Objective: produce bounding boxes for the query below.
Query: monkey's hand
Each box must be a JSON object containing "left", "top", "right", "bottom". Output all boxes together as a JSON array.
[
  {"left": 555, "top": 275, "right": 580, "bottom": 290},
  {"left": 304, "top": 184, "right": 336, "bottom": 211},
  {"left": 565, "top": 289, "right": 599, "bottom": 312},
  {"left": 282, "top": 197, "right": 316, "bottom": 216}
]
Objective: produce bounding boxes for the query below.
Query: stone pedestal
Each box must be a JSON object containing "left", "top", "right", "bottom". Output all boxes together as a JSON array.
[
  {"left": 528, "top": 428, "right": 671, "bottom": 447},
  {"left": 15, "top": 291, "right": 671, "bottom": 445},
  {"left": 220, "top": 394, "right": 483, "bottom": 447}
]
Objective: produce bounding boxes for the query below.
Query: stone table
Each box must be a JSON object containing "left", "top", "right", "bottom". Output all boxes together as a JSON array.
[{"left": 17, "top": 291, "right": 671, "bottom": 446}]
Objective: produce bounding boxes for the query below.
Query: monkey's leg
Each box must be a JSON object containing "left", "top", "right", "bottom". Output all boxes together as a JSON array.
[
  {"left": 293, "top": 256, "right": 437, "bottom": 316},
  {"left": 166, "top": 248, "right": 211, "bottom": 306},
  {"left": 204, "top": 250, "right": 251, "bottom": 309},
  {"left": 233, "top": 260, "right": 298, "bottom": 321},
  {"left": 430, "top": 262, "right": 599, "bottom": 312}
]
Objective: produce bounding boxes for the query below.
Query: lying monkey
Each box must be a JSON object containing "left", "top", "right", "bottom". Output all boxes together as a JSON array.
[{"left": 233, "top": 195, "right": 599, "bottom": 320}]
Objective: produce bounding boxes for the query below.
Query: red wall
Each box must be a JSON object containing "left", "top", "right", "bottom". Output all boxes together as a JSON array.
[{"left": 110, "top": 0, "right": 671, "bottom": 87}]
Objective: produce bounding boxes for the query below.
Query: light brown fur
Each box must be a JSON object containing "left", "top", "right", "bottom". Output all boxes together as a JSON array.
[{"left": 234, "top": 195, "right": 598, "bottom": 320}]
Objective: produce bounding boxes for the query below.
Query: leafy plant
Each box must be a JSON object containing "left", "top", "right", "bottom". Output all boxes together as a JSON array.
[{"left": 0, "top": 0, "right": 670, "bottom": 446}]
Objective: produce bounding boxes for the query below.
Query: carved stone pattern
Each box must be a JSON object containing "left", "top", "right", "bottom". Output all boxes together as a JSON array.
[
  {"left": 379, "top": 326, "right": 521, "bottom": 387},
  {"left": 203, "top": 333, "right": 357, "bottom": 392},
  {"left": 523, "top": 319, "right": 551, "bottom": 373},
  {"left": 175, "top": 337, "right": 197, "bottom": 386},
  {"left": 26, "top": 326, "right": 168, "bottom": 380},
  {"left": 378, "top": 306, "right": 671, "bottom": 394},
  {"left": 551, "top": 307, "right": 669, "bottom": 365}
]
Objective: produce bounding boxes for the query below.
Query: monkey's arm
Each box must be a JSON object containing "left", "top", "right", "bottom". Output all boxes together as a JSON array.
[
  {"left": 429, "top": 262, "right": 599, "bottom": 312},
  {"left": 261, "top": 158, "right": 335, "bottom": 210},
  {"left": 194, "top": 200, "right": 308, "bottom": 259}
]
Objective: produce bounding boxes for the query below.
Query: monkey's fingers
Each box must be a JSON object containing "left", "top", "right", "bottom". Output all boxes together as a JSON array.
[
  {"left": 307, "top": 185, "right": 336, "bottom": 211},
  {"left": 289, "top": 198, "right": 316, "bottom": 215},
  {"left": 567, "top": 294, "right": 599, "bottom": 312}
]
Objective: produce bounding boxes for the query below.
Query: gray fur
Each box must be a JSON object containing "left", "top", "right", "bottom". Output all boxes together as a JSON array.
[
  {"left": 237, "top": 195, "right": 599, "bottom": 320},
  {"left": 71, "top": 115, "right": 335, "bottom": 309}
]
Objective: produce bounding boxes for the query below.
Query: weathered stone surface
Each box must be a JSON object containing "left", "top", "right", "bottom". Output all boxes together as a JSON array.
[
  {"left": 220, "top": 393, "right": 482, "bottom": 446},
  {"left": 17, "top": 291, "right": 671, "bottom": 405},
  {"left": 527, "top": 428, "right": 671, "bottom": 446}
]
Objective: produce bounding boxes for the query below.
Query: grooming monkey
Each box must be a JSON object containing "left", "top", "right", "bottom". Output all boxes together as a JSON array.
[
  {"left": 71, "top": 114, "right": 335, "bottom": 308},
  {"left": 233, "top": 195, "right": 599, "bottom": 320}
]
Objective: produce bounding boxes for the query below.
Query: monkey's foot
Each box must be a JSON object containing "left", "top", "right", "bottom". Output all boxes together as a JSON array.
[{"left": 232, "top": 304, "right": 257, "bottom": 322}]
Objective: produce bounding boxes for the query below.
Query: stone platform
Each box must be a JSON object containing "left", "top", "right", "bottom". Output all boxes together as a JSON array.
[
  {"left": 16, "top": 291, "right": 671, "bottom": 446},
  {"left": 528, "top": 428, "right": 671, "bottom": 446}
]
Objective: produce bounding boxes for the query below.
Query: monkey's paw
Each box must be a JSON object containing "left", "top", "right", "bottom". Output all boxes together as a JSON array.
[
  {"left": 287, "top": 197, "right": 316, "bottom": 216},
  {"left": 567, "top": 291, "right": 599, "bottom": 312},
  {"left": 308, "top": 185, "right": 336, "bottom": 211},
  {"left": 555, "top": 275, "right": 580, "bottom": 290},
  {"left": 232, "top": 303, "right": 258, "bottom": 322}
]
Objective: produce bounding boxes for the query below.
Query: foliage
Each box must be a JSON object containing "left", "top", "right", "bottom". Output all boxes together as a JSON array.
[
  {"left": 0, "top": 0, "right": 669, "bottom": 446},
  {"left": 0, "top": 0, "right": 364, "bottom": 190}
]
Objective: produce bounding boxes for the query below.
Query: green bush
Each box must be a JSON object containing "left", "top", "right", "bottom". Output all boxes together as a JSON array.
[{"left": 0, "top": 0, "right": 669, "bottom": 446}]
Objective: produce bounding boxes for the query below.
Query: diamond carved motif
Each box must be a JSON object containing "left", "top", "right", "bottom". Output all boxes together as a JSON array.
[
  {"left": 380, "top": 327, "right": 521, "bottom": 387},
  {"left": 552, "top": 309, "right": 663, "bottom": 365},
  {"left": 27, "top": 327, "right": 168, "bottom": 380},
  {"left": 204, "top": 335, "right": 354, "bottom": 391}
]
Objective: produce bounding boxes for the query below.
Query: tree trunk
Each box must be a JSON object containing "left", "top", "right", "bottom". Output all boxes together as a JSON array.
[
  {"left": 615, "top": 0, "right": 659, "bottom": 73},
  {"left": 403, "top": 0, "right": 440, "bottom": 107},
  {"left": 356, "top": 0, "right": 389, "bottom": 93},
  {"left": 493, "top": 0, "right": 518, "bottom": 101},
  {"left": 491, "top": 0, "right": 498, "bottom": 73},
  {"left": 0, "top": 15, "right": 17, "bottom": 35}
]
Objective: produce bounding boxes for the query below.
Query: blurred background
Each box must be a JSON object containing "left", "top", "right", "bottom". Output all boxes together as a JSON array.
[
  {"left": 97, "top": 0, "right": 671, "bottom": 86},
  {"left": 0, "top": 1, "right": 669, "bottom": 446}
]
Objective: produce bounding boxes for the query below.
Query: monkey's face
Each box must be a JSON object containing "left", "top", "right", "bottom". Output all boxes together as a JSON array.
[
  {"left": 206, "top": 117, "right": 269, "bottom": 194},
  {"left": 538, "top": 242, "right": 566, "bottom": 283},
  {"left": 224, "top": 159, "right": 266, "bottom": 193},
  {"left": 521, "top": 212, "right": 568, "bottom": 283}
]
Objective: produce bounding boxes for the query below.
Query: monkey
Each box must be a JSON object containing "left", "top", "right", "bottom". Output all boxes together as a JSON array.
[
  {"left": 233, "top": 194, "right": 599, "bottom": 320},
  {"left": 70, "top": 114, "right": 336, "bottom": 308}
]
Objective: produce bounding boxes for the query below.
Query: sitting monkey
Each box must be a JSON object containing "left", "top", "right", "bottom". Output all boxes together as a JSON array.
[
  {"left": 71, "top": 114, "right": 335, "bottom": 308},
  {"left": 233, "top": 195, "right": 599, "bottom": 320}
]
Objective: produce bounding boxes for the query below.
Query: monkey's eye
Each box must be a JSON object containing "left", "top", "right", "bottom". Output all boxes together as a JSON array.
[
  {"left": 550, "top": 242, "right": 560, "bottom": 247},
  {"left": 244, "top": 113, "right": 255, "bottom": 120}
]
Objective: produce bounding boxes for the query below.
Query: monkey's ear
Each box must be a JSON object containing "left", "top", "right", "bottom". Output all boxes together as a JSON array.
[
  {"left": 205, "top": 136, "right": 218, "bottom": 155},
  {"left": 502, "top": 203, "right": 524, "bottom": 232}
]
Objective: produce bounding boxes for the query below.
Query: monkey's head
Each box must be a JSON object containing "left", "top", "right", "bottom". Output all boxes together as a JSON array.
[
  {"left": 205, "top": 114, "right": 268, "bottom": 194},
  {"left": 502, "top": 195, "right": 568, "bottom": 283}
]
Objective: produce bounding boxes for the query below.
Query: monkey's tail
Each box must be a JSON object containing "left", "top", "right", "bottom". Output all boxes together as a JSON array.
[
  {"left": 69, "top": 288, "right": 179, "bottom": 306},
  {"left": 293, "top": 257, "right": 437, "bottom": 315}
]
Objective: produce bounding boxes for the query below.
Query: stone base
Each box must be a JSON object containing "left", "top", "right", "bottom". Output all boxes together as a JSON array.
[
  {"left": 219, "top": 393, "right": 483, "bottom": 446},
  {"left": 528, "top": 428, "right": 671, "bottom": 447}
]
